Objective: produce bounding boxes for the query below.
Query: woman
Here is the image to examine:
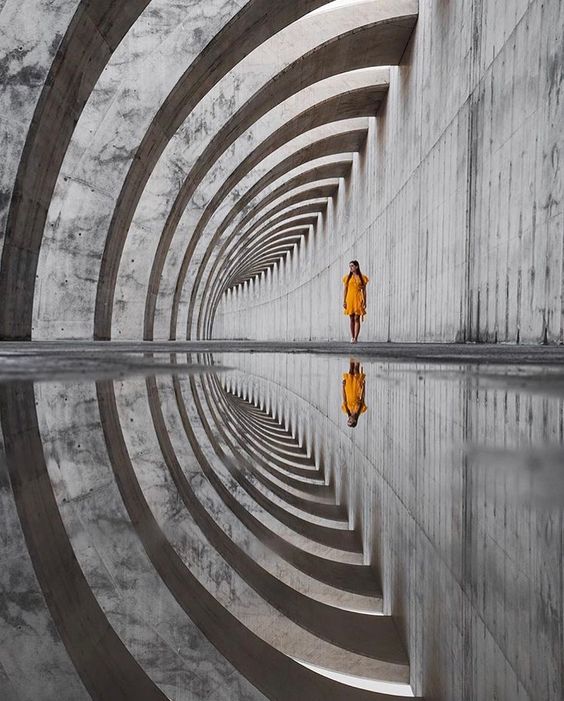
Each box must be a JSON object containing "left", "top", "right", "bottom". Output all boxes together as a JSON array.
[
  {"left": 341, "top": 360, "right": 367, "bottom": 428},
  {"left": 342, "top": 260, "right": 369, "bottom": 343}
]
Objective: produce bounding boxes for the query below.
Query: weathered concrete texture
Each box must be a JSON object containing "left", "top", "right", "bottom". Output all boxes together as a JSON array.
[
  {"left": 216, "top": 0, "right": 564, "bottom": 345},
  {"left": 32, "top": 0, "right": 249, "bottom": 339},
  {"left": 0, "top": 0, "right": 416, "bottom": 342},
  {"left": 0, "top": 0, "right": 80, "bottom": 261},
  {"left": 2, "top": 0, "right": 347, "bottom": 340}
]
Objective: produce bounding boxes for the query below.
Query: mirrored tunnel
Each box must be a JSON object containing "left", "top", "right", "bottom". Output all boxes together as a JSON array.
[
  {"left": 1, "top": 0, "right": 563, "bottom": 698},
  {"left": 1, "top": 350, "right": 563, "bottom": 700}
]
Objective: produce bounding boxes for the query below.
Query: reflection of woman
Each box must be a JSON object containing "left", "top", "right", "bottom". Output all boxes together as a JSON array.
[
  {"left": 342, "top": 260, "right": 369, "bottom": 343},
  {"left": 341, "top": 360, "right": 367, "bottom": 428}
]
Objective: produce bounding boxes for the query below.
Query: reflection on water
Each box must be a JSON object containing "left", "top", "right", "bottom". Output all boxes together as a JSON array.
[
  {"left": 341, "top": 359, "right": 367, "bottom": 428},
  {"left": 0, "top": 351, "right": 563, "bottom": 701}
]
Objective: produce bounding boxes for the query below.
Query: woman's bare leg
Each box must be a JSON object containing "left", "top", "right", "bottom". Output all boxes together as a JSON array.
[
  {"left": 354, "top": 317, "right": 361, "bottom": 341},
  {"left": 349, "top": 315, "right": 356, "bottom": 340}
]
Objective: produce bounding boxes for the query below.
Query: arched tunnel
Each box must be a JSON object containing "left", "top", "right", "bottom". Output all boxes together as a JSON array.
[{"left": 1, "top": 1, "right": 563, "bottom": 700}]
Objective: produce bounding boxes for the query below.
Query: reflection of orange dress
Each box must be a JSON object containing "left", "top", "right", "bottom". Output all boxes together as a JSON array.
[
  {"left": 341, "top": 372, "right": 367, "bottom": 415},
  {"left": 342, "top": 274, "right": 369, "bottom": 317}
]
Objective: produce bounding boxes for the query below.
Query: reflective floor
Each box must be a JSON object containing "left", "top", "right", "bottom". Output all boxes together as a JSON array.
[{"left": 1, "top": 348, "right": 563, "bottom": 700}]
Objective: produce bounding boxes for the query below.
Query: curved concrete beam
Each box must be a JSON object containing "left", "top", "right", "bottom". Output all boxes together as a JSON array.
[
  {"left": 205, "top": 196, "right": 337, "bottom": 334},
  {"left": 222, "top": 222, "right": 318, "bottom": 290},
  {"left": 92, "top": 0, "right": 370, "bottom": 340},
  {"left": 94, "top": 12, "right": 416, "bottom": 339},
  {"left": 0, "top": 0, "right": 336, "bottom": 341},
  {"left": 164, "top": 17, "right": 417, "bottom": 342},
  {"left": 228, "top": 233, "right": 309, "bottom": 288},
  {"left": 173, "top": 174, "right": 346, "bottom": 338},
  {"left": 0, "top": 1, "right": 150, "bottom": 340},
  {"left": 193, "top": 154, "right": 356, "bottom": 332},
  {"left": 0, "top": 382, "right": 167, "bottom": 698},
  {"left": 193, "top": 128, "right": 371, "bottom": 337},
  {"left": 144, "top": 86, "right": 381, "bottom": 338},
  {"left": 97, "top": 379, "right": 415, "bottom": 700}
]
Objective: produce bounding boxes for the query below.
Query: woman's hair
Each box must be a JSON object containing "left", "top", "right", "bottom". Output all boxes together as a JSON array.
[{"left": 347, "top": 260, "right": 366, "bottom": 288}]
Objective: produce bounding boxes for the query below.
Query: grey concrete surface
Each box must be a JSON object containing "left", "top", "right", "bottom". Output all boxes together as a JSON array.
[
  {"left": 3, "top": 1, "right": 559, "bottom": 345},
  {"left": 217, "top": 0, "right": 564, "bottom": 345},
  {"left": 1, "top": 340, "right": 564, "bottom": 369},
  {"left": 1, "top": 0, "right": 563, "bottom": 699}
]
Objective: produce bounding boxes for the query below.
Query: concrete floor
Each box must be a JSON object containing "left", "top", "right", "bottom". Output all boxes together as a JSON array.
[
  {"left": 1, "top": 342, "right": 563, "bottom": 700},
  {"left": 1, "top": 340, "right": 564, "bottom": 364}
]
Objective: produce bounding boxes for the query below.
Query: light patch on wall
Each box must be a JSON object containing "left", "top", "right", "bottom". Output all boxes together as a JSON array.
[
  {"left": 293, "top": 658, "right": 415, "bottom": 696},
  {"left": 310, "top": 0, "right": 378, "bottom": 15}
]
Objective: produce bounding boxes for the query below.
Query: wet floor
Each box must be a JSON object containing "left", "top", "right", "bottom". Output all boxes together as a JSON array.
[{"left": 1, "top": 349, "right": 563, "bottom": 701}]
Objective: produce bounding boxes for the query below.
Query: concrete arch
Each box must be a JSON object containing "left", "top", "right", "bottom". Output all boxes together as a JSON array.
[
  {"left": 182, "top": 123, "right": 373, "bottom": 339},
  {"left": 90, "top": 10, "right": 416, "bottom": 338},
  {"left": 0, "top": 381, "right": 168, "bottom": 699},
  {"left": 135, "top": 14, "right": 416, "bottom": 342},
  {"left": 143, "top": 86, "right": 382, "bottom": 339},
  {"left": 96, "top": 378, "right": 415, "bottom": 701},
  {"left": 190, "top": 150, "right": 360, "bottom": 335},
  {"left": 0, "top": 0, "right": 150, "bottom": 340},
  {"left": 220, "top": 218, "right": 323, "bottom": 292},
  {"left": 203, "top": 196, "right": 337, "bottom": 336},
  {"left": 5, "top": 2, "right": 563, "bottom": 699},
  {"left": 2, "top": 1, "right": 340, "bottom": 340},
  {"left": 172, "top": 179, "right": 343, "bottom": 338},
  {"left": 228, "top": 231, "right": 309, "bottom": 288},
  {"left": 193, "top": 130, "right": 371, "bottom": 338}
]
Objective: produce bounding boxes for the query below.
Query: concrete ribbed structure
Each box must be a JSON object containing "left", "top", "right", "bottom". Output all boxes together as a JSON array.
[{"left": 1, "top": 1, "right": 563, "bottom": 700}]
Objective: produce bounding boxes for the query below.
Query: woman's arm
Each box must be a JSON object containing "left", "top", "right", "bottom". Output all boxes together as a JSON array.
[{"left": 342, "top": 380, "right": 350, "bottom": 415}]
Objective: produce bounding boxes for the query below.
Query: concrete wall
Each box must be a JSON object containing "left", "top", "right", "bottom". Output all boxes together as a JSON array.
[
  {"left": 0, "top": 0, "right": 80, "bottom": 263},
  {"left": 215, "top": 0, "right": 564, "bottom": 344}
]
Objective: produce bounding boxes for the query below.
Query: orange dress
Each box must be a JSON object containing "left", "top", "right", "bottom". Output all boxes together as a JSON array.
[
  {"left": 341, "top": 371, "right": 367, "bottom": 415},
  {"left": 342, "top": 274, "right": 369, "bottom": 317}
]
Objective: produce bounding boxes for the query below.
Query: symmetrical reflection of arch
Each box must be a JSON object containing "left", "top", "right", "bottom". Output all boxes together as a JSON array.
[
  {"left": 5, "top": 349, "right": 561, "bottom": 699},
  {"left": 0, "top": 357, "right": 421, "bottom": 699}
]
